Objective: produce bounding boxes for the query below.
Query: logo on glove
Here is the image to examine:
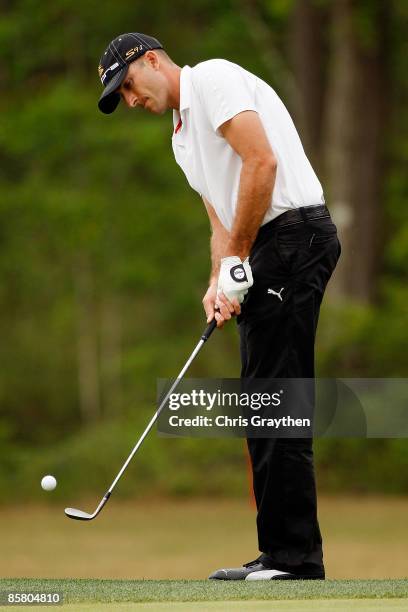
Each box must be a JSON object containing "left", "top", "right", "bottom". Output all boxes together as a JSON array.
[
  {"left": 230, "top": 265, "right": 247, "bottom": 283},
  {"left": 217, "top": 256, "right": 253, "bottom": 305}
]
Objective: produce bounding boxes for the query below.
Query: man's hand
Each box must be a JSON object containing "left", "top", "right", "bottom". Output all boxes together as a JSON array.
[
  {"left": 203, "top": 256, "right": 251, "bottom": 327},
  {"left": 203, "top": 278, "right": 242, "bottom": 329}
]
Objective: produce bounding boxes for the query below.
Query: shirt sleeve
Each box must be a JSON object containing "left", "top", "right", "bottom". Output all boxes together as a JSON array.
[{"left": 194, "top": 60, "right": 258, "bottom": 134}]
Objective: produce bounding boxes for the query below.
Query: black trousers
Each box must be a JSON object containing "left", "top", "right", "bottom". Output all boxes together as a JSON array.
[{"left": 237, "top": 205, "right": 341, "bottom": 576}]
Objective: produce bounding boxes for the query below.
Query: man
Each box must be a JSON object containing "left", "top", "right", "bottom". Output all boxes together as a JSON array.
[{"left": 97, "top": 32, "right": 341, "bottom": 581}]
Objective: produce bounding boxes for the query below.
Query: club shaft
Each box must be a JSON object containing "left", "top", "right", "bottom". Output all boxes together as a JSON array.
[
  {"left": 65, "top": 320, "right": 217, "bottom": 520},
  {"left": 108, "top": 336, "right": 207, "bottom": 493}
]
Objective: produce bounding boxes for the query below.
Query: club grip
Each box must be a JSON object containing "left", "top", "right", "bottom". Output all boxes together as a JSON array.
[{"left": 201, "top": 318, "right": 218, "bottom": 341}]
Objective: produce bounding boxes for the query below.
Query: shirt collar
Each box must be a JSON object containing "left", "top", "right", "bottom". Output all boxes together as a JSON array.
[{"left": 179, "top": 65, "right": 192, "bottom": 112}]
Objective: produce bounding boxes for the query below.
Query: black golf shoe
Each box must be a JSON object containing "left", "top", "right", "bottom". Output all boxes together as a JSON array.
[
  {"left": 208, "top": 558, "right": 269, "bottom": 580},
  {"left": 208, "top": 556, "right": 325, "bottom": 581}
]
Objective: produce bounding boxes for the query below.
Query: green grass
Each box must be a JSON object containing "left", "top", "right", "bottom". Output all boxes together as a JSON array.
[
  {"left": 0, "top": 498, "right": 407, "bottom": 610},
  {"left": 1, "top": 602, "right": 408, "bottom": 612},
  {"left": 0, "top": 578, "right": 408, "bottom": 604}
]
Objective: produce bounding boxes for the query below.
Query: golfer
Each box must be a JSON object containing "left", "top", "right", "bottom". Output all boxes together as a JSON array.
[{"left": 97, "top": 32, "right": 341, "bottom": 581}]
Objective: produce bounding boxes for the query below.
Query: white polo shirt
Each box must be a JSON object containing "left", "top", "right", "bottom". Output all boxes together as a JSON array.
[{"left": 171, "top": 59, "right": 325, "bottom": 232}]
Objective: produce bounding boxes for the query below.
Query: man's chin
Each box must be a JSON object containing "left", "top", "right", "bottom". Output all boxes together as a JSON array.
[
  {"left": 147, "top": 106, "right": 167, "bottom": 116},
  {"left": 143, "top": 99, "right": 168, "bottom": 115}
]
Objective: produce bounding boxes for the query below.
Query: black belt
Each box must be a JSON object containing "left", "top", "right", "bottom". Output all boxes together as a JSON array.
[{"left": 262, "top": 204, "right": 331, "bottom": 232}]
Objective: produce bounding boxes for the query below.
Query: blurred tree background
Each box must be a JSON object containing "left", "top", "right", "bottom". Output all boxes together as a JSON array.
[{"left": 0, "top": 0, "right": 407, "bottom": 502}]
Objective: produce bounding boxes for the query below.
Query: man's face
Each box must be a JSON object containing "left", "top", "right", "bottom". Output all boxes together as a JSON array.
[{"left": 117, "top": 52, "right": 169, "bottom": 115}]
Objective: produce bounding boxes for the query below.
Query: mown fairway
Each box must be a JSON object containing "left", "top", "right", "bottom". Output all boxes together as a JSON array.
[{"left": 0, "top": 579, "right": 407, "bottom": 611}]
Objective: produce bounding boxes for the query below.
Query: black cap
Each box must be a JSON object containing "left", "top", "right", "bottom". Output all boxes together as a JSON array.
[{"left": 97, "top": 33, "right": 163, "bottom": 114}]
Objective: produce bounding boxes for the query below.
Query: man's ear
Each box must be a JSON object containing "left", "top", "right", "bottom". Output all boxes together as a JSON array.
[{"left": 144, "top": 50, "right": 160, "bottom": 70}]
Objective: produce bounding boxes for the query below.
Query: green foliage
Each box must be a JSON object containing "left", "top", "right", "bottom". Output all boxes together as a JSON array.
[
  {"left": 0, "top": 410, "right": 248, "bottom": 503},
  {"left": 315, "top": 438, "right": 408, "bottom": 493},
  {"left": 0, "top": 1, "right": 407, "bottom": 499}
]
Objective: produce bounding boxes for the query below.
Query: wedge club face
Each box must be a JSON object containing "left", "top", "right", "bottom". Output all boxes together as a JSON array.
[
  {"left": 65, "top": 493, "right": 110, "bottom": 521},
  {"left": 64, "top": 508, "right": 96, "bottom": 521}
]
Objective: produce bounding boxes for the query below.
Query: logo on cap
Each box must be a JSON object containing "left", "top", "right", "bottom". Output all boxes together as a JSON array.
[
  {"left": 101, "top": 62, "right": 120, "bottom": 84},
  {"left": 125, "top": 45, "right": 144, "bottom": 59}
]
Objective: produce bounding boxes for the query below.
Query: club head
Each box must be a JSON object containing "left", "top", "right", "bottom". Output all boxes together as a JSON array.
[
  {"left": 65, "top": 507, "right": 96, "bottom": 521},
  {"left": 65, "top": 492, "right": 111, "bottom": 521}
]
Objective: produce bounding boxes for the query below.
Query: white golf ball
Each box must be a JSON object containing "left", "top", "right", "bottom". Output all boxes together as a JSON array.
[{"left": 41, "top": 475, "right": 57, "bottom": 491}]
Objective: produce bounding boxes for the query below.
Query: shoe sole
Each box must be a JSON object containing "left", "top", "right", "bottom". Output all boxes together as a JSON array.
[{"left": 246, "top": 573, "right": 325, "bottom": 581}]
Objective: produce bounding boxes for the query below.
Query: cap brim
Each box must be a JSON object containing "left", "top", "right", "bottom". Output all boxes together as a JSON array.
[{"left": 98, "top": 66, "right": 128, "bottom": 114}]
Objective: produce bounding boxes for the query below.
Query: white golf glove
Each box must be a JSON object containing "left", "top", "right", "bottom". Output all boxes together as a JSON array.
[{"left": 217, "top": 256, "right": 254, "bottom": 305}]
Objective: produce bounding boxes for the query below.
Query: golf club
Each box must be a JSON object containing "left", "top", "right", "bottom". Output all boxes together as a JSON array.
[{"left": 65, "top": 317, "right": 218, "bottom": 521}]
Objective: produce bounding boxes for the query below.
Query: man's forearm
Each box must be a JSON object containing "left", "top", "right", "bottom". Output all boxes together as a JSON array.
[
  {"left": 226, "top": 157, "right": 276, "bottom": 259},
  {"left": 209, "top": 225, "right": 230, "bottom": 284}
]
